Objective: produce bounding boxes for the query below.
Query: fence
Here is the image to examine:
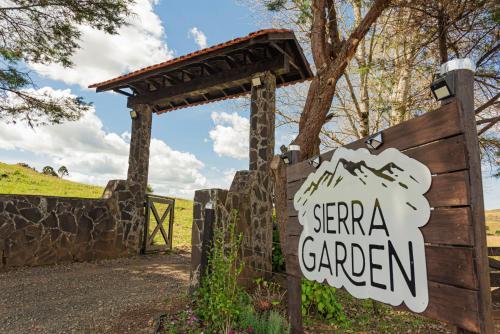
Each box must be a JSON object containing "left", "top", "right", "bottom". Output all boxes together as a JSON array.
[
  {"left": 284, "top": 69, "right": 493, "bottom": 333},
  {"left": 142, "top": 194, "right": 175, "bottom": 254}
]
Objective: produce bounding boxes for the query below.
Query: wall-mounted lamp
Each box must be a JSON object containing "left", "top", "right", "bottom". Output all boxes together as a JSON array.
[
  {"left": 430, "top": 74, "right": 454, "bottom": 101},
  {"left": 130, "top": 109, "right": 138, "bottom": 119},
  {"left": 365, "top": 132, "right": 383, "bottom": 150},
  {"left": 430, "top": 58, "right": 475, "bottom": 101},
  {"left": 309, "top": 155, "right": 321, "bottom": 169},
  {"left": 281, "top": 153, "right": 290, "bottom": 165},
  {"left": 281, "top": 144, "right": 300, "bottom": 165}
]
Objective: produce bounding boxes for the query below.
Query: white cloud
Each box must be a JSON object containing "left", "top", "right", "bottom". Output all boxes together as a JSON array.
[
  {"left": 188, "top": 27, "right": 208, "bottom": 49},
  {"left": 0, "top": 87, "right": 207, "bottom": 198},
  {"left": 30, "top": 0, "right": 174, "bottom": 89},
  {"left": 209, "top": 112, "right": 249, "bottom": 160},
  {"left": 222, "top": 168, "right": 237, "bottom": 187}
]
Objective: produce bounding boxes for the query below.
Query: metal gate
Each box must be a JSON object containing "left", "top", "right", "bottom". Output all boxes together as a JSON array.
[{"left": 142, "top": 194, "right": 175, "bottom": 254}]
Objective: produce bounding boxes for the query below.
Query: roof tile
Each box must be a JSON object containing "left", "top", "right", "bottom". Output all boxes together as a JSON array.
[{"left": 88, "top": 29, "right": 292, "bottom": 89}]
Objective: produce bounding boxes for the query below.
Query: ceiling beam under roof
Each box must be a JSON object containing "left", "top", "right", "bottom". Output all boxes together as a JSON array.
[{"left": 127, "top": 56, "right": 285, "bottom": 108}]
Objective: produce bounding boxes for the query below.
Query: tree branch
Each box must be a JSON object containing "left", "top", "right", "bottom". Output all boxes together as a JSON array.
[
  {"left": 477, "top": 116, "right": 500, "bottom": 125},
  {"left": 478, "top": 115, "right": 500, "bottom": 136},
  {"left": 475, "top": 92, "right": 500, "bottom": 115},
  {"left": 325, "top": 0, "right": 390, "bottom": 86},
  {"left": 325, "top": 0, "right": 341, "bottom": 52},
  {"left": 310, "top": 0, "right": 329, "bottom": 69}
]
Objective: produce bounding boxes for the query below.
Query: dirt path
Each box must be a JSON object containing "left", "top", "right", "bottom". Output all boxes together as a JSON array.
[{"left": 0, "top": 252, "right": 190, "bottom": 334}]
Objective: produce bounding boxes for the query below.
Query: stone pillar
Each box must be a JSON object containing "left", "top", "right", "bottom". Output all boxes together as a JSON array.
[
  {"left": 235, "top": 71, "right": 276, "bottom": 283},
  {"left": 127, "top": 104, "right": 153, "bottom": 193},
  {"left": 125, "top": 104, "right": 153, "bottom": 253},
  {"left": 249, "top": 71, "right": 276, "bottom": 172}
]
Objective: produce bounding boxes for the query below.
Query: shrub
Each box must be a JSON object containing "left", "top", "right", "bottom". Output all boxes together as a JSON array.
[
  {"left": 251, "top": 278, "right": 286, "bottom": 314},
  {"left": 272, "top": 217, "right": 285, "bottom": 273},
  {"left": 239, "top": 307, "right": 289, "bottom": 334},
  {"left": 195, "top": 211, "right": 247, "bottom": 333},
  {"left": 301, "top": 279, "right": 346, "bottom": 324}
]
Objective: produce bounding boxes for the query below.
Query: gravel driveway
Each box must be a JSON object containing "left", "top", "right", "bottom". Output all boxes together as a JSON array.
[{"left": 0, "top": 252, "right": 190, "bottom": 334}]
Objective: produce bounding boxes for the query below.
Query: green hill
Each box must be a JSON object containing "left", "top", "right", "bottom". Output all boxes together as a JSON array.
[
  {"left": 0, "top": 162, "right": 103, "bottom": 198},
  {"left": 0, "top": 162, "right": 193, "bottom": 250}
]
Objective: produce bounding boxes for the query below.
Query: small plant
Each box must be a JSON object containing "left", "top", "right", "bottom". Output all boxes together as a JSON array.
[
  {"left": 195, "top": 210, "right": 247, "bottom": 333},
  {"left": 162, "top": 307, "right": 202, "bottom": 334},
  {"left": 271, "top": 219, "right": 285, "bottom": 273},
  {"left": 251, "top": 278, "right": 286, "bottom": 314},
  {"left": 238, "top": 307, "right": 289, "bottom": 334},
  {"left": 301, "top": 279, "right": 346, "bottom": 325}
]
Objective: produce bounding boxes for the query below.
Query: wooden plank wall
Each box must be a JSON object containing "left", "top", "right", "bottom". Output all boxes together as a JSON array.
[{"left": 284, "top": 101, "right": 487, "bottom": 333}]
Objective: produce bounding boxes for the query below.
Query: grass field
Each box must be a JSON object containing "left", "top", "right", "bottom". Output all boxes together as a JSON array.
[
  {"left": 487, "top": 209, "right": 500, "bottom": 248},
  {"left": 0, "top": 162, "right": 193, "bottom": 250}
]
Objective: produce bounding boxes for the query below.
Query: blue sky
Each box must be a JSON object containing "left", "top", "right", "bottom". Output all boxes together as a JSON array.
[{"left": 0, "top": 0, "right": 498, "bottom": 208}]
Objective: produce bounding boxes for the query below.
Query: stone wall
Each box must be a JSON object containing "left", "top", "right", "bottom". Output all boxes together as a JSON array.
[
  {"left": 0, "top": 179, "right": 144, "bottom": 269},
  {"left": 189, "top": 189, "right": 228, "bottom": 292}
]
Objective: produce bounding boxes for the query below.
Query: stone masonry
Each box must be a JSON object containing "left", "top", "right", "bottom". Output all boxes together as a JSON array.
[
  {"left": 249, "top": 71, "right": 276, "bottom": 172},
  {"left": 237, "top": 71, "right": 276, "bottom": 283},
  {"left": 0, "top": 104, "right": 154, "bottom": 269},
  {"left": 124, "top": 103, "right": 153, "bottom": 253},
  {"left": 190, "top": 71, "right": 276, "bottom": 288},
  {"left": 189, "top": 189, "right": 228, "bottom": 292}
]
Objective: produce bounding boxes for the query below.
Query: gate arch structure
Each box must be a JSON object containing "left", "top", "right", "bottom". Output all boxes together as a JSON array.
[{"left": 89, "top": 29, "right": 313, "bottom": 287}]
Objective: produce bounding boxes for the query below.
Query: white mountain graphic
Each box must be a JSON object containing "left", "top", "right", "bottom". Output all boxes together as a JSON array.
[{"left": 296, "top": 153, "right": 425, "bottom": 215}]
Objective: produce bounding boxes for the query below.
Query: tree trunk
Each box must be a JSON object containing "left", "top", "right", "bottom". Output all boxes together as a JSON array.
[
  {"left": 437, "top": 7, "right": 448, "bottom": 63},
  {"left": 293, "top": 0, "right": 391, "bottom": 160}
]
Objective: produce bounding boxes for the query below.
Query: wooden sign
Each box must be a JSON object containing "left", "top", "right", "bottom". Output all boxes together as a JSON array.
[
  {"left": 294, "top": 147, "right": 432, "bottom": 312},
  {"left": 284, "top": 70, "right": 493, "bottom": 333}
]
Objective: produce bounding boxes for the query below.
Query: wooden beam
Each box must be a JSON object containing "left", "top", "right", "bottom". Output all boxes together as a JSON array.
[
  {"left": 181, "top": 69, "right": 193, "bottom": 81},
  {"left": 202, "top": 62, "right": 217, "bottom": 75},
  {"left": 271, "top": 42, "right": 303, "bottom": 77},
  {"left": 453, "top": 69, "right": 494, "bottom": 333},
  {"left": 489, "top": 247, "right": 500, "bottom": 256},
  {"left": 489, "top": 257, "right": 500, "bottom": 270},
  {"left": 128, "top": 83, "right": 147, "bottom": 95},
  {"left": 490, "top": 271, "right": 500, "bottom": 287},
  {"left": 146, "top": 79, "right": 161, "bottom": 90},
  {"left": 225, "top": 55, "right": 238, "bottom": 68},
  {"left": 163, "top": 74, "right": 181, "bottom": 84},
  {"left": 113, "top": 88, "right": 134, "bottom": 97},
  {"left": 127, "top": 56, "right": 283, "bottom": 107}
]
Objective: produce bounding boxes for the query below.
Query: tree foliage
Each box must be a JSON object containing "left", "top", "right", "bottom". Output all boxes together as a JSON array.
[
  {"left": 42, "top": 165, "right": 57, "bottom": 177},
  {"left": 248, "top": 0, "right": 499, "bottom": 159},
  {"left": 57, "top": 165, "right": 69, "bottom": 178},
  {"left": 0, "top": 0, "right": 134, "bottom": 127}
]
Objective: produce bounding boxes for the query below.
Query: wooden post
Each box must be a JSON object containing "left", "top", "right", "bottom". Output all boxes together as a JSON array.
[
  {"left": 287, "top": 148, "right": 303, "bottom": 334},
  {"left": 200, "top": 204, "right": 215, "bottom": 281},
  {"left": 447, "top": 69, "right": 494, "bottom": 334}
]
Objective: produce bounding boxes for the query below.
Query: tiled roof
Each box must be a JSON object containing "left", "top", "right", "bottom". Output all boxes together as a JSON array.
[{"left": 88, "top": 29, "right": 293, "bottom": 89}]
